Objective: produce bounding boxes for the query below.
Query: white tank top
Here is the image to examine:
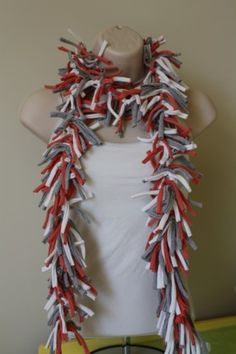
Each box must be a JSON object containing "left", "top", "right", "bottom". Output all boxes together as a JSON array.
[{"left": 77, "top": 140, "right": 158, "bottom": 338}]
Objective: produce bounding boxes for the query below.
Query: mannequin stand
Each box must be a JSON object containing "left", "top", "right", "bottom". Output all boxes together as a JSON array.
[{"left": 91, "top": 336, "right": 164, "bottom": 354}]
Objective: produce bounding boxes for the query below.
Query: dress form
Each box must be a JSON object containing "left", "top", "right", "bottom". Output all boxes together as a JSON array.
[
  {"left": 19, "top": 26, "right": 216, "bottom": 338},
  {"left": 20, "top": 25, "right": 216, "bottom": 143}
]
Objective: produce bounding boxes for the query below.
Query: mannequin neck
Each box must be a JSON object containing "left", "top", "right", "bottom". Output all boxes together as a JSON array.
[{"left": 92, "top": 25, "right": 145, "bottom": 83}]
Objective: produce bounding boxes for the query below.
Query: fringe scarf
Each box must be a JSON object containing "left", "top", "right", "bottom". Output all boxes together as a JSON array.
[{"left": 33, "top": 33, "right": 209, "bottom": 354}]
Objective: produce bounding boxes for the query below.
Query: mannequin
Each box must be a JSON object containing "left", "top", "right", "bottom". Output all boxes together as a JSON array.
[
  {"left": 20, "top": 26, "right": 216, "bottom": 143},
  {"left": 19, "top": 26, "right": 216, "bottom": 338}
]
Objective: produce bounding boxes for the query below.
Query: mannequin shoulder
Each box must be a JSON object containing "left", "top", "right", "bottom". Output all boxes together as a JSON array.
[
  {"left": 19, "top": 87, "right": 216, "bottom": 143},
  {"left": 186, "top": 88, "right": 217, "bottom": 138},
  {"left": 19, "top": 88, "right": 62, "bottom": 143}
]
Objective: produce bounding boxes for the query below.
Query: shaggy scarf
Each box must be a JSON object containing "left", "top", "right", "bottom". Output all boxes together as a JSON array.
[{"left": 34, "top": 33, "right": 209, "bottom": 354}]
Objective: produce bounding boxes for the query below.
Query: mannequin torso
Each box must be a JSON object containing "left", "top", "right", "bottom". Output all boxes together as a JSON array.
[
  {"left": 20, "top": 25, "right": 216, "bottom": 143},
  {"left": 19, "top": 26, "right": 216, "bottom": 338}
]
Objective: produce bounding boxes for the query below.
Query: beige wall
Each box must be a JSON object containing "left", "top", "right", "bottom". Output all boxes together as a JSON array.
[{"left": 0, "top": 0, "right": 236, "bottom": 353}]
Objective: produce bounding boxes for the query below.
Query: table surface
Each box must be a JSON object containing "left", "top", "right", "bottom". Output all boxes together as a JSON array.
[{"left": 39, "top": 315, "right": 236, "bottom": 354}]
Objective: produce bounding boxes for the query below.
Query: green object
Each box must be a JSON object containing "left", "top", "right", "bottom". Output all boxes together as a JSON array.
[
  {"left": 202, "top": 325, "right": 236, "bottom": 354},
  {"left": 146, "top": 324, "right": 236, "bottom": 354}
]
